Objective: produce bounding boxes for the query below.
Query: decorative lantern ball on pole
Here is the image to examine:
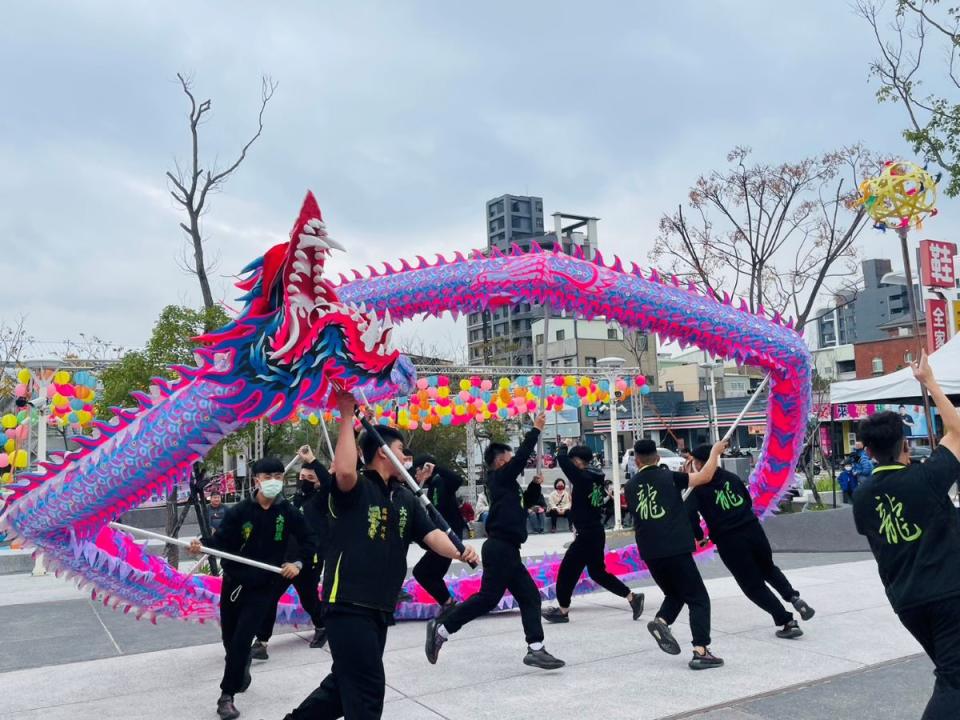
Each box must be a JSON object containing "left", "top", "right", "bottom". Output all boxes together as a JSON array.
[{"left": 857, "top": 160, "right": 939, "bottom": 231}]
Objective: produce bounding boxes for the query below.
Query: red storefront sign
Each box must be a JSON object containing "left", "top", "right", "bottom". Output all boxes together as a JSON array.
[
  {"left": 926, "top": 298, "right": 949, "bottom": 351},
  {"left": 919, "top": 239, "right": 957, "bottom": 288}
]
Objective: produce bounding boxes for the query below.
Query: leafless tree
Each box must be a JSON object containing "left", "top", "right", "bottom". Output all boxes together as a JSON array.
[
  {"left": 0, "top": 316, "right": 32, "bottom": 395},
  {"left": 166, "top": 72, "right": 278, "bottom": 312},
  {"left": 618, "top": 329, "right": 656, "bottom": 381},
  {"left": 60, "top": 333, "right": 125, "bottom": 370},
  {"left": 651, "top": 146, "right": 881, "bottom": 331},
  {"left": 859, "top": 1, "right": 960, "bottom": 196}
]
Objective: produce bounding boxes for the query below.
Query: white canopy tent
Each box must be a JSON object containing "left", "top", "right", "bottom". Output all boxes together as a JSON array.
[{"left": 830, "top": 334, "right": 960, "bottom": 404}]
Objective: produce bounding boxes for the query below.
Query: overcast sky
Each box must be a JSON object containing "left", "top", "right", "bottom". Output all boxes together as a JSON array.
[{"left": 3, "top": 1, "right": 956, "bottom": 360}]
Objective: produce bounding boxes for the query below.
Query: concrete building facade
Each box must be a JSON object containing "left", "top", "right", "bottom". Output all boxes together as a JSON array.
[
  {"left": 812, "top": 258, "right": 922, "bottom": 349},
  {"left": 656, "top": 349, "right": 762, "bottom": 402}
]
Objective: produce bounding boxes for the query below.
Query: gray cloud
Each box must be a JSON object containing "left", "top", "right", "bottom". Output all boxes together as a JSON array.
[{"left": 3, "top": 0, "right": 958, "bottom": 359}]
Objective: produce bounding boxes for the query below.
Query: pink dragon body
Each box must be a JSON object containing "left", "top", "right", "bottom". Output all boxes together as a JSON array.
[{"left": 0, "top": 198, "right": 811, "bottom": 624}]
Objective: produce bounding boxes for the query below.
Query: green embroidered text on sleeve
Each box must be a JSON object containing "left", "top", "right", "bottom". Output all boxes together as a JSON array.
[{"left": 589, "top": 484, "right": 605, "bottom": 508}]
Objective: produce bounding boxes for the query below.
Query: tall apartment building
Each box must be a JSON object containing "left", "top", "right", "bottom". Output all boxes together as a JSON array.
[{"left": 467, "top": 194, "right": 599, "bottom": 366}]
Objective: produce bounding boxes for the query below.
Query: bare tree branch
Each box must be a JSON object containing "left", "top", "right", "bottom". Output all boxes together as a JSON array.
[
  {"left": 166, "top": 73, "right": 276, "bottom": 311},
  {"left": 651, "top": 146, "right": 880, "bottom": 332}
]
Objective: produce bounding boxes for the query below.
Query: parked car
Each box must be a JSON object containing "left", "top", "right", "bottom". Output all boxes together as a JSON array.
[{"left": 621, "top": 447, "right": 685, "bottom": 475}]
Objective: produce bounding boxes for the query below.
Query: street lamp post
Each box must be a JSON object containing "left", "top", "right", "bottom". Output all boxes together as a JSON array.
[
  {"left": 598, "top": 356, "right": 626, "bottom": 530},
  {"left": 699, "top": 360, "right": 721, "bottom": 443}
]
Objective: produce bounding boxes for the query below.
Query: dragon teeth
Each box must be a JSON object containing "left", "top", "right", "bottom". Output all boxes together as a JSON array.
[
  {"left": 298, "top": 232, "right": 328, "bottom": 249},
  {"left": 361, "top": 323, "right": 380, "bottom": 351},
  {"left": 286, "top": 284, "right": 298, "bottom": 294},
  {"left": 301, "top": 224, "right": 317, "bottom": 235},
  {"left": 293, "top": 259, "right": 311, "bottom": 275},
  {"left": 322, "top": 234, "right": 345, "bottom": 252},
  {"left": 295, "top": 249, "right": 308, "bottom": 261}
]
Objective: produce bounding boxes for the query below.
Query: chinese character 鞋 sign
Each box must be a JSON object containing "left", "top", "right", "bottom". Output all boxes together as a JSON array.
[{"left": 920, "top": 239, "right": 957, "bottom": 288}]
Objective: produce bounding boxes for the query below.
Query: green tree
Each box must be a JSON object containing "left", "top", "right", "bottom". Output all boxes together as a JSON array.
[
  {"left": 406, "top": 424, "right": 469, "bottom": 471},
  {"left": 860, "top": 1, "right": 960, "bottom": 196},
  {"left": 99, "top": 305, "right": 228, "bottom": 414}
]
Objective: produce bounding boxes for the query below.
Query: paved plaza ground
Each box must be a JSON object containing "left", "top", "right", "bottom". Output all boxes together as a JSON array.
[{"left": 0, "top": 529, "right": 934, "bottom": 720}]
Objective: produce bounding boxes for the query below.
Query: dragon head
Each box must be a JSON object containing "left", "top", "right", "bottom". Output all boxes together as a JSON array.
[{"left": 195, "top": 191, "right": 416, "bottom": 421}]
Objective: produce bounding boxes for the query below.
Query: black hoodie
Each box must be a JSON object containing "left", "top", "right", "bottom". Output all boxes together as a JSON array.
[
  {"left": 206, "top": 495, "right": 317, "bottom": 588},
  {"left": 484, "top": 427, "right": 540, "bottom": 546},
  {"left": 556, "top": 445, "right": 607, "bottom": 531}
]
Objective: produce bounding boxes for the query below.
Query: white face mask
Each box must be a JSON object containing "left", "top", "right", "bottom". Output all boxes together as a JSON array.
[
  {"left": 260, "top": 479, "right": 284, "bottom": 499},
  {"left": 403, "top": 460, "right": 413, "bottom": 471}
]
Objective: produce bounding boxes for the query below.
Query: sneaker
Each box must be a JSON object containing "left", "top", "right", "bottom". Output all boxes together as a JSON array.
[
  {"left": 309, "top": 627, "right": 328, "bottom": 649},
  {"left": 249, "top": 640, "right": 268, "bottom": 661},
  {"left": 425, "top": 618, "right": 446, "bottom": 665},
  {"left": 647, "top": 619, "right": 681, "bottom": 655},
  {"left": 791, "top": 596, "right": 815, "bottom": 621},
  {"left": 689, "top": 648, "right": 724, "bottom": 670},
  {"left": 523, "top": 647, "right": 565, "bottom": 670},
  {"left": 629, "top": 593, "right": 645, "bottom": 621},
  {"left": 541, "top": 606, "right": 570, "bottom": 624},
  {"left": 217, "top": 694, "right": 240, "bottom": 720},
  {"left": 776, "top": 619, "right": 803, "bottom": 639}
]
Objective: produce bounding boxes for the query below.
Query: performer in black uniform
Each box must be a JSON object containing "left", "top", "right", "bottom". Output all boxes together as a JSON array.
[
  {"left": 542, "top": 440, "right": 645, "bottom": 623},
  {"left": 686, "top": 444, "right": 814, "bottom": 639},
  {"left": 854, "top": 353, "right": 960, "bottom": 720},
  {"left": 189, "top": 458, "right": 317, "bottom": 720},
  {"left": 282, "top": 392, "right": 478, "bottom": 720},
  {"left": 252, "top": 445, "right": 331, "bottom": 660},
  {"left": 624, "top": 439, "right": 727, "bottom": 670},
  {"left": 426, "top": 413, "right": 565, "bottom": 670},
  {"left": 411, "top": 454, "right": 466, "bottom": 615}
]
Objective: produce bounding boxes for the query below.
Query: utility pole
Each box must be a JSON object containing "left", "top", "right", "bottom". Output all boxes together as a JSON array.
[{"left": 598, "top": 357, "right": 626, "bottom": 530}]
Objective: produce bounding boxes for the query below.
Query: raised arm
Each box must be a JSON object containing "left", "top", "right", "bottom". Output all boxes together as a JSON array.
[
  {"left": 914, "top": 352, "right": 960, "bottom": 459},
  {"left": 555, "top": 442, "right": 577, "bottom": 481},
  {"left": 687, "top": 440, "right": 729, "bottom": 488},
  {"left": 501, "top": 413, "right": 546, "bottom": 479},
  {"left": 332, "top": 391, "right": 360, "bottom": 493}
]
